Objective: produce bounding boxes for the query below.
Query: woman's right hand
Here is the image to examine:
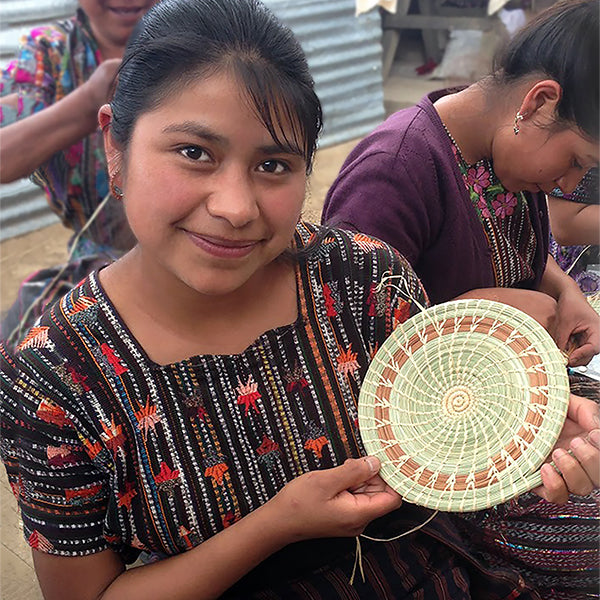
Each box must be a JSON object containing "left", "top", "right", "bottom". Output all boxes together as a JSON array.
[
  {"left": 83, "top": 58, "right": 122, "bottom": 112},
  {"left": 269, "top": 457, "right": 403, "bottom": 543}
]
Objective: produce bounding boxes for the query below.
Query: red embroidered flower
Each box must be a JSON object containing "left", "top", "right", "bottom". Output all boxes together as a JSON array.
[
  {"left": 117, "top": 481, "right": 138, "bottom": 510},
  {"left": 492, "top": 192, "right": 518, "bottom": 218},
  {"left": 467, "top": 165, "right": 491, "bottom": 194},
  {"left": 256, "top": 435, "right": 280, "bottom": 456},
  {"left": 28, "top": 530, "right": 53, "bottom": 552},
  {"left": 477, "top": 195, "right": 492, "bottom": 219},
  {"left": 236, "top": 376, "right": 261, "bottom": 416},
  {"left": 100, "top": 415, "right": 127, "bottom": 456},
  {"left": 322, "top": 283, "right": 338, "bottom": 317},
  {"left": 394, "top": 300, "right": 411, "bottom": 326}
]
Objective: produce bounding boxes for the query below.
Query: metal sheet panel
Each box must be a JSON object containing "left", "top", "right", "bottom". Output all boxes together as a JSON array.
[
  {"left": 0, "top": 0, "right": 384, "bottom": 240},
  {"left": 266, "top": 0, "right": 385, "bottom": 147}
]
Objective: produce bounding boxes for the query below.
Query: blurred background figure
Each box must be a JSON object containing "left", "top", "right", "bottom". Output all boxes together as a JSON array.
[
  {"left": 0, "top": 0, "right": 157, "bottom": 350},
  {"left": 549, "top": 168, "right": 600, "bottom": 293}
]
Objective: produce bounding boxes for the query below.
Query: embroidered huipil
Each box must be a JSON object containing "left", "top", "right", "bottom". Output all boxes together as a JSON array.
[{"left": 1, "top": 225, "right": 539, "bottom": 599}]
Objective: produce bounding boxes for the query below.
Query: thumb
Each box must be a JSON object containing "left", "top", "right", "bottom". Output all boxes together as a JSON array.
[
  {"left": 322, "top": 457, "right": 381, "bottom": 493},
  {"left": 568, "top": 393, "right": 600, "bottom": 432}
]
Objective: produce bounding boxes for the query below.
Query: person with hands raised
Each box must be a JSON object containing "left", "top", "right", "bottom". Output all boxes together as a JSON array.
[
  {"left": 0, "top": 1, "right": 157, "bottom": 350},
  {"left": 0, "top": 1, "right": 596, "bottom": 599}
]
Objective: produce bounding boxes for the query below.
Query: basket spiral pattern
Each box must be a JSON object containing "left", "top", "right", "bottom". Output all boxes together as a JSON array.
[{"left": 358, "top": 299, "right": 570, "bottom": 512}]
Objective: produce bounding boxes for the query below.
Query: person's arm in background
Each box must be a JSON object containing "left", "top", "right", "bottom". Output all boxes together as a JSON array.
[
  {"left": 538, "top": 255, "right": 599, "bottom": 366},
  {"left": 548, "top": 195, "right": 600, "bottom": 246},
  {"left": 0, "top": 58, "right": 120, "bottom": 183}
]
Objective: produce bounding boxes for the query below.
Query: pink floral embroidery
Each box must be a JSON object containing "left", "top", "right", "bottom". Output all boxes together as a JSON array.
[
  {"left": 477, "top": 195, "right": 492, "bottom": 219},
  {"left": 135, "top": 398, "right": 161, "bottom": 437},
  {"left": 337, "top": 345, "right": 360, "bottom": 377},
  {"left": 467, "top": 165, "right": 491, "bottom": 194},
  {"left": 492, "top": 192, "right": 518, "bottom": 218}
]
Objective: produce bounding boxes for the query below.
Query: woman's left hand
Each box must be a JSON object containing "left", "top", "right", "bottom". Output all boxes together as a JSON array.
[
  {"left": 533, "top": 394, "right": 600, "bottom": 503},
  {"left": 555, "top": 282, "right": 599, "bottom": 367}
]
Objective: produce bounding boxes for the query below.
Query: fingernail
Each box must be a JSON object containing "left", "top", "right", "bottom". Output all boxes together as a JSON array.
[
  {"left": 541, "top": 463, "right": 554, "bottom": 477},
  {"left": 364, "top": 456, "right": 379, "bottom": 474},
  {"left": 570, "top": 437, "right": 585, "bottom": 450},
  {"left": 588, "top": 429, "right": 600, "bottom": 448},
  {"left": 552, "top": 448, "right": 567, "bottom": 462}
]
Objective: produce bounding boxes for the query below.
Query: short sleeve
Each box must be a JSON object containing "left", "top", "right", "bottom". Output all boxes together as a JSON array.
[
  {"left": 331, "top": 228, "right": 429, "bottom": 350},
  {"left": 0, "top": 24, "right": 67, "bottom": 126},
  {"left": 0, "top": 343, "right": 110, "bottom": 556}
]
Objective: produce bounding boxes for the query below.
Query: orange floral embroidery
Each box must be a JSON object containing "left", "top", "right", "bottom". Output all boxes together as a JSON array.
[
  {"left": 17, "top": 326, "right": 50, "bottom": 351},
  {"left": 36, "top": 399, "right": 72, "bottom": 428},
  {"left": 68, "top": 295, "right": 97, "bottom": 315},
  {"left": 353, "top": 233, "right": 386, "bottom": 252},
  {"left": 304, "top": 436, "right": 329, "bottom": 459},
  {"left": 205, "top": 462, "right": 229, "bottom": 486}
]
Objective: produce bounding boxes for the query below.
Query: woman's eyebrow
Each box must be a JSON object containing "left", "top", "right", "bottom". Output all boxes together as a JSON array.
[
  {"left": 162, "top": 122, "right": 226, "bottom": 144},
  {"left": 259, "top": 143, "right": 304, "bottom": 157}
]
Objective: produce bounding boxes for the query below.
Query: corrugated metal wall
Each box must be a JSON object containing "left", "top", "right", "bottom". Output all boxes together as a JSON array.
[{"left": 0, "top": 0, "right": 384, "bottom": 240}]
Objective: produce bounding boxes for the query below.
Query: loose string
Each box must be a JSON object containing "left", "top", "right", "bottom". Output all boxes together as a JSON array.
[
  {"left": 349, "top": 510, "right": 439, "bottom": 585},
  {"left": 7, "top": 192, "right": 112, "bottom": 347}
]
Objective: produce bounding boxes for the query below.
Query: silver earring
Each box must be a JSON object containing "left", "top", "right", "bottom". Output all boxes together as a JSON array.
[
  {"left": 111, "top": 182, "right": 124, "bottom": 200},
  {"left": 513, "top": 111, "right": 524, "bottom": 135}
]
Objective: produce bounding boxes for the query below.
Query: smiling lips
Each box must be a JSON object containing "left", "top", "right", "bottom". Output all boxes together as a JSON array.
[
  {"left": 109, "top": 6, "right": 145, "bottom": 20},
  {"left": 185, "top": 231, "right": 259, "bottom": 259}
]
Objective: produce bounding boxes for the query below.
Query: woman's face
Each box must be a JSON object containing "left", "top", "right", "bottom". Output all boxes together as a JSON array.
[
  {"left": 492, "top": 122, "right": 599, "bottom": 196},
  {"left": 79, "top": 1, "right": 157, "bottom": 50},
  {"left": 106, "top": 71, "right": 307, "bottom": 298}
]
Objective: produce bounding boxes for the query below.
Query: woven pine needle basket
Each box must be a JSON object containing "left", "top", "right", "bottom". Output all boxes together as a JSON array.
[{"left": 358, "top": 299, "right": 570, "bottom": 512}]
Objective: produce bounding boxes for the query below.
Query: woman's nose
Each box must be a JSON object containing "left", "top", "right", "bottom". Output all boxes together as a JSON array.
[
  {"left": 555, "top": 169, "right": 585, "bottom": 195},
  {"left": 206, "top": 169, "right": 260, "bottom": 227}
]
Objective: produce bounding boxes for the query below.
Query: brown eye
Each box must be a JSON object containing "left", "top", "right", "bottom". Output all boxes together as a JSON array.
[
  {"left": 180, "top": 146, "right": 210, "bottom": 161},
  {"left": 258, "top": 160, "right": 288, "bottom": 174}
]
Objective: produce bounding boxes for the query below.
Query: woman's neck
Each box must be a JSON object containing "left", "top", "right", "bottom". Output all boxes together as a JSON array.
[
  {"left": 99, "top": 249, "right": 298, "bottom": 364},
  {"left": 434, "top": 84, "right": 501, "bottom": 165}
]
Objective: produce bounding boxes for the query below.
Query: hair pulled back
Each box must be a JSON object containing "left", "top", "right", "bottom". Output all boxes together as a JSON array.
[
  {"left": 109, "top": 0, "right": 322, "bottom": 171},
  {"left": 493, "top": 0, "right": 599, "bottom": 140}
]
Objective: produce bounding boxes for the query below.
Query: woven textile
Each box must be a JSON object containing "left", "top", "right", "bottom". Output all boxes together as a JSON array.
[{"left": 359, "top": 299, "right": 570, "bottom": 512}]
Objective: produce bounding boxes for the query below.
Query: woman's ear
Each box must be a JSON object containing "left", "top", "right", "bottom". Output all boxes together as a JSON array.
[
  {"left": 99, "top": 104, "right": 124, "bottom": 198},
  {"left": 518, "top": 79, "right": 562, "bottom": 124}
]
